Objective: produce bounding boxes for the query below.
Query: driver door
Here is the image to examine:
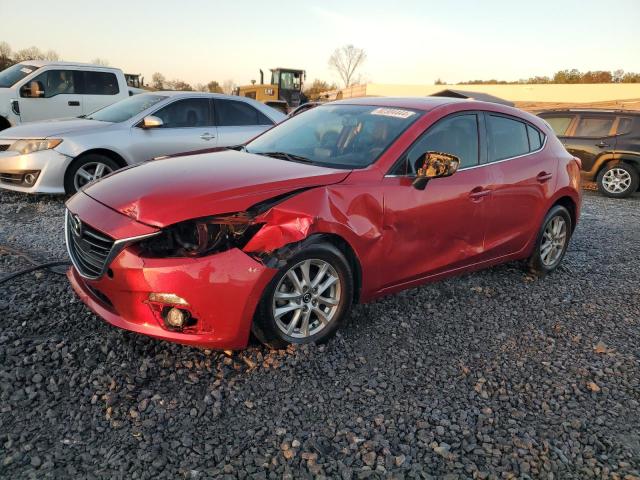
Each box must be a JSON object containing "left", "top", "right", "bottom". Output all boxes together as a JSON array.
[
  {"left": 17, "top": 69, "right": 84, "bottom": 122},
  {"left": 376, "top": 113, "right": 491, "bottom": 291}
]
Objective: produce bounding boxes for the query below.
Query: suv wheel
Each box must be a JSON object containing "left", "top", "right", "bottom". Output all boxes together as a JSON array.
[
  {"left": 528, "top": 205, "right": 572, "bottom": 276},
  {"left": 597, "top": 163, "right": 639, "bottom": 198},
  {"left": 64, "top": 154, "right": 119, "bottom": 194},
  {"left": 253, "top": 243, "right": 353, "bottom": 349}
]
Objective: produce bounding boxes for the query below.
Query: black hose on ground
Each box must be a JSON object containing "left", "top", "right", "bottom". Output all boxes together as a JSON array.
[{"left": 0, "top": 261, "right": 71, "bottom": 285}]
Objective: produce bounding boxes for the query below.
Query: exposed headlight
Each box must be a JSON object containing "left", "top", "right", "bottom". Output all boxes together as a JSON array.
[
  {"left": 9, "top": 138, "right": 63, "bottom": 155},
  {"left": 137, "top": 213, "right": 262, "bottom": 258}
]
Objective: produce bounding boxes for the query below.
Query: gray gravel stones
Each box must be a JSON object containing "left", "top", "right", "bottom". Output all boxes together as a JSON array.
[{"left": 0, "top": 188, "right": 639, "bottom": 479}]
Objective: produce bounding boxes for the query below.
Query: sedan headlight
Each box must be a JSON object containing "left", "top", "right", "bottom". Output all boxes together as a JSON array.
[
  {"left": 9, "top": 138, "right": 63, "bottom": 155},
  {"left": 137, "top": 213, "right": 262, "bottom": 258}
]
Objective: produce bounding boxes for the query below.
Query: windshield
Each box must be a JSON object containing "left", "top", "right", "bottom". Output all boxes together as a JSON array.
[
  {"left": 86, "top": 93, "right": 167, "bottom": 123},
  {"left": 246, "top": 104, "right": 420, "bottom": 168},
  {"left": 0, "top": 63, "right": 40, "bottom": 88}
]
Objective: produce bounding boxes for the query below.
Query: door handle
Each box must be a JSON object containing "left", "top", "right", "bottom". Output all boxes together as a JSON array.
[
  {"left": 200, "top": 133, "right": 215, "bottom": 141},
  {"left": 469, "top": 187, "right": 490, "bottom": 201},
  {"left": 68, "top": 100, "right": 80, "bottom": 106},
  {"left": 536, "top": 171, "right": 553, "bottom": 182},
  {"left": 595, "top": 141, "right": 610, "bottom": 148}
]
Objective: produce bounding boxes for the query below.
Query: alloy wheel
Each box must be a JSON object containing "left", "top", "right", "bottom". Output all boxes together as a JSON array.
[
  {"left": 272, "top": 258, "right": 342, "bottom": 339},
  {"left": 540, "top": 216, "right": 567, "bottom": 266},
  {"left": 73, "top": 162, "right": 114, "bottom": 191},
  {"left": 602, "top": 168, "right": 632, "bottom": 194}
]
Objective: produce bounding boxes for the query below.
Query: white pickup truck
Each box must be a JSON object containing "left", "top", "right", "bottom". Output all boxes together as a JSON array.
[{"left": 0, "top": 61, "right": 131, "bottom": 131}]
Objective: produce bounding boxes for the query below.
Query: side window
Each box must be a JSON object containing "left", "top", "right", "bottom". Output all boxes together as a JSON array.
[
  {"left": 395, "top": 114, "right": 479, "bottom": 174},
  {"left": 152, "top": 99, "right": 211, "bottom": 128},
  {"left": 527, "top": 124, "right": 543, "bottom": 151},
  {"left": 616, "top": 117, "right": 634, "bottom": 135},
  {"left": 544, "top": 116, "right": 574, "bottom": 136},
  {"left": 83, "top": 71, "right": 119, "bottom": 95},
  {"left": 20, "top": 69, "right": 76, "bottom": 98},
  {"left": 487, "top": 115, "right": 529, "bottom": 162},
  {"left": 574, "top": 116, "right": 614, "bottom": 137},
  {"left": 215, "top": 99, "right": 273, "bottom": 126}
]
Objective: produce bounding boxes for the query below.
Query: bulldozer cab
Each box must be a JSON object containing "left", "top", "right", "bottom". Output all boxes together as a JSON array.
[{"left": 235, "top": 68, "right": 306, "bottom": 113}]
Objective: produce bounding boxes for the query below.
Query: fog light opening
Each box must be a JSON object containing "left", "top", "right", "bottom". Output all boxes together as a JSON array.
[
  {"left": 23, "top": 173, "right": 37, "bottom": 186},
  {"left": 165, "top": 307, "right": 187, "bottom": 329}
]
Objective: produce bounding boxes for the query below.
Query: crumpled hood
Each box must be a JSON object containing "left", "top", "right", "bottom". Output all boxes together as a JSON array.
[
  {"left": 83, "top": 150, "right": 351, "bottom": 227},
  {"left": 0, "top": 118, "right": 110, "bottom": 139}
]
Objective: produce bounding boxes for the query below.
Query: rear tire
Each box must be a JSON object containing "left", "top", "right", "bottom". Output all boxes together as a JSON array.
[
  {"left": 596, "top": 162, "right": 639, "bottom": 198},
  {"left": 253, "top": 242, "right": 353, "bottom": 349},
  {"left": 64, "top": 154, "right": 119, "bottom": 194},
  {"left": 528, "top": 205, "right": 572, "bottom": 277}
]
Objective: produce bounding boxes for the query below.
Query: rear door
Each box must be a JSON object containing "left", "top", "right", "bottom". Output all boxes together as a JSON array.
[
  {"left": 214, "top": 98, "right": 275, "bottom": 146},
  {"left": 129, "top": 97, "right": 216, "bottom": 161},
  {"left": 563, "top": 113, "right": 617, "bottom": 174},
  {"left": 17, "top": 68, "right": 84, "bottom": 122},
  {"left": 482, "top": 113, "right": 555, "bottom": 258}
]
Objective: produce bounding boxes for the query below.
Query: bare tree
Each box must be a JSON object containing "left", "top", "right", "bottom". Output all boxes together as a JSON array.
[
  {"left": 91, "top": 57, "right": 109, "bottom": 66},
  {"left": 151, "top": 72, "right": 165, "bottom": 90},
  {"left": 0, "top": 41, "right": 12, "bottom": 70},
  {"left": 166, "top": 79, "right": 193, "bottom": 91},
  {"left": 328, "top": 45, "right": 367, "bottom": 87},
  {"left": 14, "top": 46, "right": 45, "bottom": 62},
  {"left": 44, "top": 49, "right": 60, "bottom": 61},
  {"left": 222, "top": 79, "right": 236, "bottom": 95},
  {"left": 207, "top": 81, "right": 223, "bottom": 93}
]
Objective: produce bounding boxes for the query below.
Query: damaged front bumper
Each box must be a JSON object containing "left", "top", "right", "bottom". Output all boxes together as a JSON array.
[{"left": 67, "top": 247, "right": 277, "bottom": 349}]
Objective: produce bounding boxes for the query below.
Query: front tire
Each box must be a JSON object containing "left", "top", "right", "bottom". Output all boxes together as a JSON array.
[
  {"left": 64, "top": 154, "right": 119, "bottom": 194},
  {"left": 528, "top": 205, "right": 572, "bottom": 276},
  {"left": 596, "top": 162, "right": 639, "bottom": 198},
  {"left": 253, "top": 242, "right": 353, "bottom": 349}
]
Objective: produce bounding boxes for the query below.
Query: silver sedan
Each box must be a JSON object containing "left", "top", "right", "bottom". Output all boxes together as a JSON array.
[{"left": 0, "top": 91, "right": 285, "bottom": 194}]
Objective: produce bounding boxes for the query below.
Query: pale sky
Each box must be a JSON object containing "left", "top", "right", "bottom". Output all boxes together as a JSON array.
[{"left": 1, "top": 0, "right": 639, "bottom": 87}]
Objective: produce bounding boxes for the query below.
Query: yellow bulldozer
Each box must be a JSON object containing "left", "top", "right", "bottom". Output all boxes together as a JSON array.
[{"left": 235, "top": 68, "right": 308, "bottom": 113}]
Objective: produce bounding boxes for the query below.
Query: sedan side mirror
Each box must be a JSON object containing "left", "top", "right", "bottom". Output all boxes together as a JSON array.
[
  {"left": 412, "top": 151, "right": 460, "bottom": 190},
  {"left": 142, "top": 115, "right": 164, "bottom": 128}
]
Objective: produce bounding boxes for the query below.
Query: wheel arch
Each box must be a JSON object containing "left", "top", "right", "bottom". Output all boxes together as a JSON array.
[
  {"left": 551, "top": 196, "right": 578, "bottom": 234},
  {"left": 594, "top": 154, "right": 640, "bottom": 182},
  {"left": 313, "top": 233, "right": 363, "bottom": 304},
  {"left": 72, "top": 148, "right": 129, "bottom": 169},
  {"left": 0, "top": 116, "right": 12, "bottom": 131}
]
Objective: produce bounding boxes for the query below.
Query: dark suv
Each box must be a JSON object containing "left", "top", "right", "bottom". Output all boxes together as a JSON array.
[{"left": 538, "top": 110, "right": 640, "bottom": 198}]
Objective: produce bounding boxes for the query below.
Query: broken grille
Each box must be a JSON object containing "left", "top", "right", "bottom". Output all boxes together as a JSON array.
[{"left": 66, "top": 211, "right": 114, "bottom": 278}]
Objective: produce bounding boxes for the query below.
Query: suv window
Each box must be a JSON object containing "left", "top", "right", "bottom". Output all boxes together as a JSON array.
[
  {"left": 21, "top": 69, "right": 77, "bottom": 98},
  {"left": 393, "top": 114, "right": 479, "bottom": 174},
  {"left": 153, "top": 98, "right": 211, "bottom": 128},
  {"left": 616, "top": 117, "right": 634, "bottom": 135},
  {"left": 215, "top": 99, "right": 273, "bottom": 126},
  {"left": 574, "top": 116, "right": 614, "bottom": 137},
  {"left": 83, "top": 71, "right": 119, "bottom": 95},
  {"left": 544, "top": 116, "right": 573, "bottom": 136},
  {"left": 487, "top": 115, "right": 529, "bottom": 161}
]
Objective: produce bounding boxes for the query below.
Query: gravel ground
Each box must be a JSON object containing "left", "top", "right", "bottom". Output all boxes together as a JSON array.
[{"left": 0, "top": 187, "right": 639, "bottom": 479}]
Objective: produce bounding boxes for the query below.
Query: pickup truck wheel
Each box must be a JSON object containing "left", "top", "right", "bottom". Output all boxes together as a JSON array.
[
  {"left": 597, "top": 163, "right": 639, "bottom": 198},
  {"left": 253, "top": 243, "right": 353, "bottom": 349},
  {"left": 64, "top": 154, "right": 119, "bottom": 194},
  {"left": 528, "top": 205, "right": 572, "bottom": 277}
]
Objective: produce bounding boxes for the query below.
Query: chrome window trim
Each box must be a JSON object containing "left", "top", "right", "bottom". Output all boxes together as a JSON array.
[
  {"left": 65, "top": 209, "right": 160, "bottom": 280},
  {"left": 384, "top": 133, "right": 548, "bottom": 178}
]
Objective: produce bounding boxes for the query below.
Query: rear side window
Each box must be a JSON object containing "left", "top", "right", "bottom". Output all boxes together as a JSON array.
[
  {"left": 83, "top": 71, "right": 119, "bottom": 95},
  {"left": 616, "top": 117, "right": 634, "bottom": 135},
  {"left": 487, "top": 115, "right": 529, "bottom": 162},
  {"left": 153, "top": 98, "right": 211, "bottom": 128},
  {"left": 215, "top": 99, "right": 273, "bottom": 126},
  {"left": 527, "top": 124, "right": 543, "bottom": 151},
  {"left": 574, "top": 117, "right": 614, "bottom": 137},
  {"left": 544, "top": 116, "right": 573, "bottom": 136}
]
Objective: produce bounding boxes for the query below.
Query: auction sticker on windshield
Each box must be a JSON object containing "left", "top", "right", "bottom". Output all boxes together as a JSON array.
[{"left": 370, "top": 108, "right": 416, "bottom": 119}]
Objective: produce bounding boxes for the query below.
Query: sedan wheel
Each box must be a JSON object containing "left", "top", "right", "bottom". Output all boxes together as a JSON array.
[
  {"left": 74, "top": 162, "right": 114, "bottom": 191},
  {"left": 540, "top": 216, "right": 567, "bottom": 266},
  {"left": 272, "top": 259, "right": 342, "bottom": 339},
  {"left": 253, "top": 242, "right": 353, "bottom": 349}
]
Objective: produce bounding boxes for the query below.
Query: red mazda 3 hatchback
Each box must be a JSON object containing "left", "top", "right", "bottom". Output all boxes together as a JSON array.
[{"left": 65, "top": 98, "right": 581, "bottom": 349}]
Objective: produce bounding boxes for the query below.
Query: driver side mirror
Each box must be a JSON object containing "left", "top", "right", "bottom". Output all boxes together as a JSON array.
[
  {"left": 142, "top": 115, "right": 163, "bottom": 129},
  {"left": 20, "top": 81, "right": 45, "bottom": 98},
  {"left": 412, "top": 151, "right": 460, "bottom": 190}
]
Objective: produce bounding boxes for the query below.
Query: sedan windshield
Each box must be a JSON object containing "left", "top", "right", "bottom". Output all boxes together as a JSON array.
[
  {"left": 0, "top": 63, "right": 40, "bottom": 88},
  {"left": 86, "top": 93, "right": 167, "bottom": 123},
  {"left": 246, "top": 104, "right": 420, "bottom": 168}
]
